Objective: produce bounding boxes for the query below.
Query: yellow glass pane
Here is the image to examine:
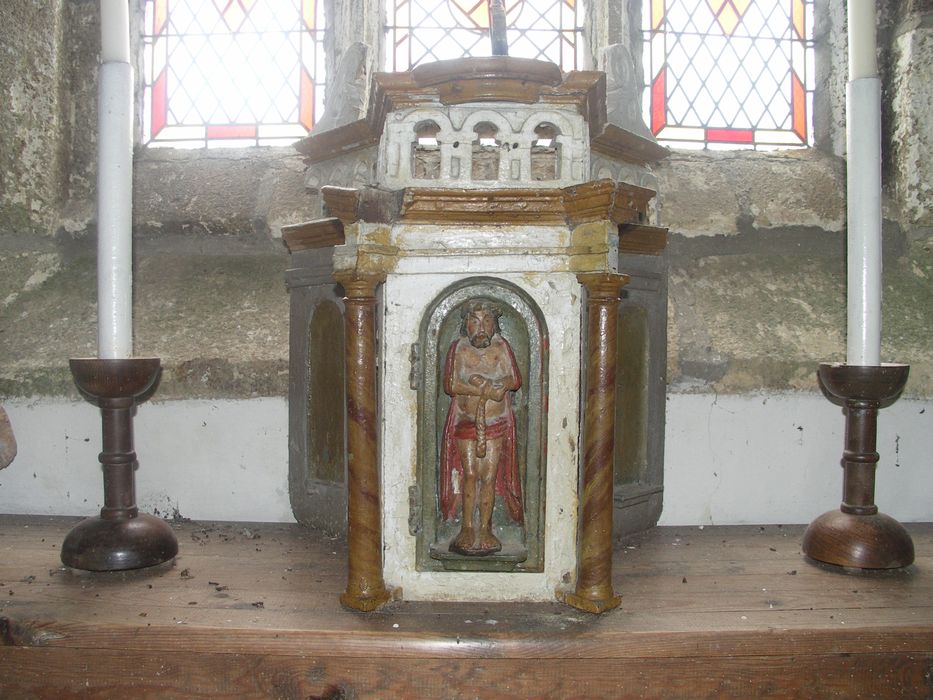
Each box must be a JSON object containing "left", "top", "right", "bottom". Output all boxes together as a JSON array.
[
  {"left": 717, "top": 4, "right": 740, "bottom": 35},
  {"left": 153, "top": 0, "right": 167, "bottom": 34},
  {"left": 303, "top": 0, "right": 317, "bottom": 29},
  {"left": 652, "top": 0, "right": 665, "bottom": 30},
  {"left": 792, "top": 0, "right": 805, "bottom": 39},
  {"left": 449, "top": 0, "right": 490, "bottom": 29}
]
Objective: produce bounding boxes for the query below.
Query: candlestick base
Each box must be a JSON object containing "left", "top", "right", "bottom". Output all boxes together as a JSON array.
[
  {"left": 61, "top": 358, "right": 178, "bottom": 572},
  {"left": 61, "top": 512, "right": 179, "bottom": 571},
  {"left": 802, "top": 510, "right": 914, "bottom": 570},
  {"left": 802, "top": 363, "right": 914, "bottom": 570}
]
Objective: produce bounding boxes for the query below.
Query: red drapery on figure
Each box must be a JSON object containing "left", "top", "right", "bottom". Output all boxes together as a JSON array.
[{"left": 439, "top": 338, "right": 524, "bottom": 524}]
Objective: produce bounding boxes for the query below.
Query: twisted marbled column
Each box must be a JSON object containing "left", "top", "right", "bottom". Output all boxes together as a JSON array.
[
  {"left": 335, "top": 272, "right": 394, "bottom": 611},
  {"left": 560, "top": 272, "right": 629, "bottom": 613}
]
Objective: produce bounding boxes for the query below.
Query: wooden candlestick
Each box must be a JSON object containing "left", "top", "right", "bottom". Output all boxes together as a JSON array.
[
  {"left": 335, "top": 272, "right": 396, "bottom": 611},
  {"left": 559, "top": 272, "right": 629, "bottom": 613},
  {"left": 61, "top": 358, "right": 178, "bottom": 571},
  {"left": 802, "top": 363, "right": 914, "bottom": 569}
]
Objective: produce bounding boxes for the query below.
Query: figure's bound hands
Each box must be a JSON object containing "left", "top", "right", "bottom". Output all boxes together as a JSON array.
[{"left": 468, "top": 374, "right": 490, "bottom": 389}]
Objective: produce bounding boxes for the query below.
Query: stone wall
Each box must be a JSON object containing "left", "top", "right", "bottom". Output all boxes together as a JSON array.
[
  {"left": 0, "top": 0, "right": 66, "bottom": 241},
  {"left": 0, "top": 0, "right": 930, "bottom": 526},
  {"left": 1, "top": 0, "right": 931, "bottom": 405}
]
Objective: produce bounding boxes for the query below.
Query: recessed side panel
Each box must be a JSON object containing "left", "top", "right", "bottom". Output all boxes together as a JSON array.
[
  {"left": 289, "top": 286, "right": 347, "bottom": 534},
  {"left": 614, "top": 255, "right": 668, "bottom": 536}
]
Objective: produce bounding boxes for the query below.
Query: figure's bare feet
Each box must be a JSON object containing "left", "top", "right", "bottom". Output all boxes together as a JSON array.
[
  {"left": 449, "top": 527, "right": 475, "bottom": 555},
  {"left": 476, "top": 529, "right": 501, "bottom": 554}
]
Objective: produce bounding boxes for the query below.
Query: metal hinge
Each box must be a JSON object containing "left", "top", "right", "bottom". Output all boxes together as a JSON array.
[
  {"left": 408, "top": 485, "right": 422, "bottom": 535},
  {"left": 409, "top": 342, "right": 421, "bottom": 390}
]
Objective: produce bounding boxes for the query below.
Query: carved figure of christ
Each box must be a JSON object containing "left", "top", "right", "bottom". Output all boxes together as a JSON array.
[{"left": 441, "top": 302, "right": 523, "bottom": 556}]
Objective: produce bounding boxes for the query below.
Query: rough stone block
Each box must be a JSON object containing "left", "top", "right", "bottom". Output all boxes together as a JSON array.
[
  {"left": 655, "top": 151, "right": 845, "bottom": 236},
  {"left": 0, "top": 406, "right": 15, "bottom": 469}
]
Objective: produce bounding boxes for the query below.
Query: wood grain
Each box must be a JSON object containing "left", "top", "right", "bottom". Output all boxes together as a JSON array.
[
  {"left": 2, "top": 647, "right": 930, "bottom": 699},
  {"left": 1, "top": 517, "right": 931, "bottom": 697},
  {"left": 618, "top": 224, "right": 668, "bottom": 255},
  {"left": 281, "top": 217, "right": 345, "bottom": 253}
]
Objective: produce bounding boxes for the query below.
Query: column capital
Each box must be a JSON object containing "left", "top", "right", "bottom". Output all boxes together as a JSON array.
[
  {"left": 334, "top": 271, "right": 387, "bottom": 299},
  {"left": 576, "top": 272, "right": 630, "bottom": 300}
]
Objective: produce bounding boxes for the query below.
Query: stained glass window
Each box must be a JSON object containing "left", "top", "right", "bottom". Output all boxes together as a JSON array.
[
  {"left": 386, "top": 0, "right": 585, "bottom": 72},
  {"left": 143, "top": 0, "right": 325, "bottom": 148},
  {"left": 643, "top": 0, "right": 815, "bottom": 149}
]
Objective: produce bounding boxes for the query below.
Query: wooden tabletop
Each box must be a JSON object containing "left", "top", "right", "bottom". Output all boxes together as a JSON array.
[{"left": 1, "top": 516, "right": 930, "bottom": 698}]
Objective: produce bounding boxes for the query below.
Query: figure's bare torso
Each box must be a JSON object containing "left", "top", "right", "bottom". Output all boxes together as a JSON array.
[{"left": 449, "top": 336, "right": 517, "bottom": 424}]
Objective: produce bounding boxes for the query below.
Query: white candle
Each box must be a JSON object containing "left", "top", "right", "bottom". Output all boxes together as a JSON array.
[
  {"left": 846, "top": 80, "right": 882, "bottom": 367},
  {"left": 845, "top": 0, "right": 882, "bottom": 366},
  {"left": 97, "top": 0, "right": 133, "bottom": 359},
  {"left": 100, "top": 0, "right": 131, "bottom": 63},
  {"left": 847, "top": 0, "right": 878, "bottom": 79}
]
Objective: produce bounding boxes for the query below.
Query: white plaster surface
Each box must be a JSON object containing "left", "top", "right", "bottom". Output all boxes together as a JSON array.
[
  {"left": 1, "top": 393, "right": 929, "bottom": 533},
  {"left": 660, "top": 392, "right": 933, "bottom": 526},
  {"left": 0, "top": 397, "right": 292, "bottom": 523},
  {"left": 379, "top": 271, "right": 583, "bottom": 602},
  {"left": 378, "top": 104, "right": 589, "bottom": 189}
]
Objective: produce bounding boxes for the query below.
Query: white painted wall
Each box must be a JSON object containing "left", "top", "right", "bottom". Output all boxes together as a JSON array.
[
  {"left": 0, "top": 397, "right": 292, "bottom": 523},
  {"left": 0, "top": 392, "right": 930, "bottom": 526},
  {"left": 659, "top": 392, "right": 932, "bottom": 526}
]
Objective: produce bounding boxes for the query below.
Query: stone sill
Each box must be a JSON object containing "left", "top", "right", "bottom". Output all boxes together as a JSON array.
[{"left": 0, "top": 358, "right": 289, "bottom": 402}]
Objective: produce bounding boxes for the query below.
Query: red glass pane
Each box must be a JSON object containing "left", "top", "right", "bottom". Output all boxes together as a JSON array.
[
  {"left": 651, "top": 69, "right": 667, "bottom": 135},
  {"left": 300, "top": 68, "right": 315, "bottom": 131},
  {"left": 706, "top": 128, "right": 754, "bottom": 143},
  {"left": 151, "top": 70, "right": 167, "bottom": 138},
  {"left": 791, "top": 72, "right": 806, "bottom": 141},
  {"left": 206, "top": 124, "right": 258, "bottom": 139}
]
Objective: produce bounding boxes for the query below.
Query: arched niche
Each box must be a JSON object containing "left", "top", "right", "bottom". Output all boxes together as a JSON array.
[
  {"left": 288, "top": 293, "right": 347, "bottom": 534},
  {"left": 471, "top": 121, "right": 501, "bottom": 180},
  {"left": 531, "top": 122, "right": 561, "bottom": 180},
  {"left": 308, "top": 300, "right": 346, "bottom": 485},
  {"left": 412, "top": 120, "right": 441, "bottom": 179},
  {"left": 415, "top": 277, "right": 548, "bottom": 573}
]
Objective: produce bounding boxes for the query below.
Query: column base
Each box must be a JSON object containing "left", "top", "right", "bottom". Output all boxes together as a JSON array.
[
  {"left": 556, "top": 588, "right": 621, "bottom": 614},
  {"left": 61, "top": 513, "right": 178, "bottom": 571},
  {"left": 340, "top": 586, "right": 400, "bottom": 613},
  {"left": 802, "top": 510, "right": 915, "bottom": 570}
]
